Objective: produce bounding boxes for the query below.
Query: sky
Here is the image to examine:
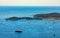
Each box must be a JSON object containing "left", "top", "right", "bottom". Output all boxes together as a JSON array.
[{"left": 0, "top": 0, "right": 60, "bottom": 6}]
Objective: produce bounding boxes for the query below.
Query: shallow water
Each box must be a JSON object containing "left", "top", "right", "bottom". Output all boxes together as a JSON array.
[{"left": 0, "top": 19, "right": 60, "bottom": 38}]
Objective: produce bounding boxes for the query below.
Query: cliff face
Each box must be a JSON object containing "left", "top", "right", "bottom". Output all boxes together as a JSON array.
[{"left": 34, "top": 13, "right": 60, "bottom": 20}]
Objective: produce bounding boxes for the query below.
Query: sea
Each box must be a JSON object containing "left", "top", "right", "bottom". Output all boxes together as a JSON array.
[{"left": 0, "top": 6, "right": 60, "bottom": 38}]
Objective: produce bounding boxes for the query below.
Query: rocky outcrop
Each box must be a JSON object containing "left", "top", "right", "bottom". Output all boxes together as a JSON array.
[
  {"left": 5, "top": 12, "right": 60, "bottom": 20},
  {"left": 34, "top": 13, "right": 60, "bottom": 18},
  {"left": 5, "top": 17, "right": 21, "bottom": 20},
  {"left": 20, "top": 17, "right": 34, "bottom": 20},
  {"left": 34, "top": 12, "right": 60, "bottom": 20},
  {"left": 15, "top": 30, "right": 22, "bottom": 33},
  {"left": 5, "top": 17, "right": 34, "bottom": 20}
]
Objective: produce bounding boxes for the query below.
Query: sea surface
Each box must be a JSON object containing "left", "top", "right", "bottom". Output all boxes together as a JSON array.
[
  {"left": 0, "top": 6, "right": 60, "bottom": 38},
  {"left": 0, "top": 6, "right": 60, "bottom": 18},
  {"left": 0, "top": 19, "right": 60, "bottom": 38}
]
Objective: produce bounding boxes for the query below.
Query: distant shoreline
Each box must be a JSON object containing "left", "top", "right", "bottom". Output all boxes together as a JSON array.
[{"left": 5, "top": 12, "right": 60, "bottom": 20}]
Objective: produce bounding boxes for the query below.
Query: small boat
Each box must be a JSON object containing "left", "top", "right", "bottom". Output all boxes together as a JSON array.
[{"left": 15, "top": 30, "right": 22, "bottom": 33}]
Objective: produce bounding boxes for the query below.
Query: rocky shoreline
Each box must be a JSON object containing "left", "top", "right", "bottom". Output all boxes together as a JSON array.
[{"left": 5, "top": 12, "right": 60, "bottom": 20}]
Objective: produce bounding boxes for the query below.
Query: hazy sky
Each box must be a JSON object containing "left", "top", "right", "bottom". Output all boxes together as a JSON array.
[{"left": 0, "top": 0, "right": 60, "bottom": 6}]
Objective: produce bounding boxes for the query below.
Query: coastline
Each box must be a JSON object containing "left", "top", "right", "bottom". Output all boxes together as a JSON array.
[{"left": 5, "top": 12, "right": 60, "bottom": 20}]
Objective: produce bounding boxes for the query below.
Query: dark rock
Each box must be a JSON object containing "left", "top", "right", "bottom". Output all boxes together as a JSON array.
[
  {"left": 15, "top": 30, "right": 22, "bottom": 33},
  {"left": 20, "top": 17, "right": 34, "bottom": 20},
  {"left": 34, "top": 12, "right": 60, "bottom": 18},
  {"left": 5, "top": 17, "right": 34, "bottom": 20},
  {"left": 5, "top": 17, "right": 21, "bottom": 20},
  {"left": 5, "top": 12, "right": 60, "bottom": 20},
  {"left": 33, "top": 12, "right": 60, "bottom": 20},
  {"left": 33, "top": 18, "right": 42, "bottom": 20}
]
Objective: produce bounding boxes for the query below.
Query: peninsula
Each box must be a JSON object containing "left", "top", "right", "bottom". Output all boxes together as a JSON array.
[{"left": 5, "top": 12, "right": 60, "bottom": 20}]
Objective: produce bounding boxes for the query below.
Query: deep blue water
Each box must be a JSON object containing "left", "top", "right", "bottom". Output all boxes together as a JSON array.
[
  {"left": 0, "top": 6, "right": 60, "bottom": 38},
  {"left": 0, "top": 19, "right": 60, "bottom": 38},
  {"left": 0, "top": 6, "right": 60, "bottom": 18}
]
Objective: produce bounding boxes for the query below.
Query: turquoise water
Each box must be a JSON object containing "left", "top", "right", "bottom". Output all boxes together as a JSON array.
[
  {"left": 0, "top": 6, "right": 60, "bottom": 18},
  {"left": 0, "top": 6, "right": 60, "bottom": 38},
  {"left": 0, "top": 19, "right": 60, "bottom": 38}
]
